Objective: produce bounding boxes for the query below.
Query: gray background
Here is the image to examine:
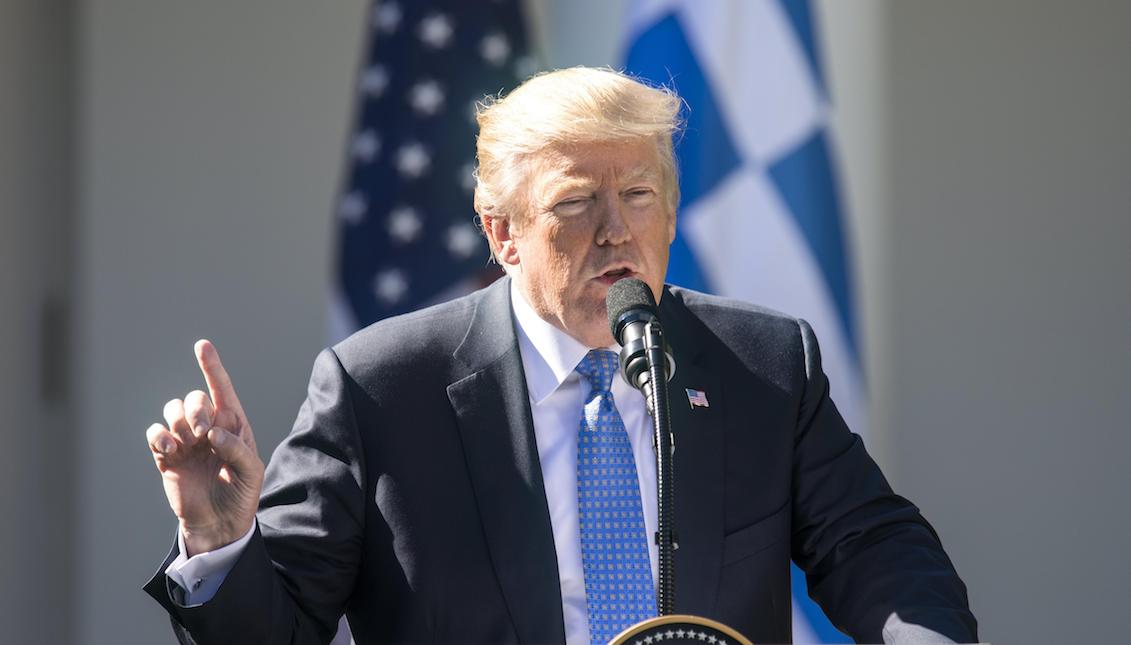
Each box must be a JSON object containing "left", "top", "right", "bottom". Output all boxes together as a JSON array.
[{"left": 2, "top": 1, "right": 1127, "bottom": 643}]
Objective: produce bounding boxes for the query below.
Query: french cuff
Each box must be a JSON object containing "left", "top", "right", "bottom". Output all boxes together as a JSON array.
[
  {"left": 164, "top": 519, "right": 257, "bottom": 606},
  {"left": 882, "top": 612, "right": 959, "bottom": 644}
]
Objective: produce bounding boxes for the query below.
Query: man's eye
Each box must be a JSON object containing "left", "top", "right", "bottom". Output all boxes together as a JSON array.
[
  {"left": 554, "top": 198, "right": 590, "bottom": 214},
  {"left": 625, "top": 188, "right": 656, "bottom": 202}
]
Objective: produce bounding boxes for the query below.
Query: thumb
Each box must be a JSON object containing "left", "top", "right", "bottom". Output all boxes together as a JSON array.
[{"left": 207, "top": 427, "right": 259, "bottom": 477}]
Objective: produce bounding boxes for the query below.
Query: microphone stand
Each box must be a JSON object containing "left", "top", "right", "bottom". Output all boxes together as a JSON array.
[
  {"left": 608, "top": 280, "right": 752, "bottom": 644},
  {"left": 610, "top": 313, "right": 752, "bottom": 643},
  {"left": 641, "top": 320, "right": 676, "bottom": 616}
]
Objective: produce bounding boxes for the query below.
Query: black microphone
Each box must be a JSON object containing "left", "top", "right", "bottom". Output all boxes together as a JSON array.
[
  {"left": 606, "top": 278, "right": 674, "bottom": 396},
  {"left": 607, "top": 278, "right": 680, "bottom": 614}
]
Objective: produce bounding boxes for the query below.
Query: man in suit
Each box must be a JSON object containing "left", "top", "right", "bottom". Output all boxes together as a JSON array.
[{"left": 145, "top": 67, "right": 977, "bottom": 644}]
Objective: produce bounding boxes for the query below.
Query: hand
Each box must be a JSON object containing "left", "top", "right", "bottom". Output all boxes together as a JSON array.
[{"left": 146, "top": 340, "right": 265, "bottom": 557}]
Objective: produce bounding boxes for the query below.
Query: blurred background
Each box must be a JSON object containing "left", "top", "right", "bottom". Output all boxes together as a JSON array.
[{"left": 2, "top": 1, "right": 1128, "bottom": 643}]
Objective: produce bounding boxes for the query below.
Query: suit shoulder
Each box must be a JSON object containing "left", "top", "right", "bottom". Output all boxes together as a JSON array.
[
  {"left": 665, "top": 286, "right": 811, "bottom": 382},
  {"left": 329, "top": 289, "right": 482, "bottom": 383},
  {"left": 667, "top": 286, "right": 803, "bottom": 339}
]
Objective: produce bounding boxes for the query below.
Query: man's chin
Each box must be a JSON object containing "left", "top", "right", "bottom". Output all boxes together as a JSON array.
[
  {"left": 571, "top": 317, "right": 617, "bottom": 349},
  {"left": 576, "top": 328, "right": 616, "bottom": 349}
]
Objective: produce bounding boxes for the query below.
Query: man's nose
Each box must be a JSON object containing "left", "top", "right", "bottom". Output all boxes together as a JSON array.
[{"left": 595, "top": 191, "right": 631, "bottom": 246}]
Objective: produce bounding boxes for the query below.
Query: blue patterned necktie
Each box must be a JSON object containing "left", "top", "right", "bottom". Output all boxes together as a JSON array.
[{"left": 575, "top": 349, "right": 656, "bottom": 644}]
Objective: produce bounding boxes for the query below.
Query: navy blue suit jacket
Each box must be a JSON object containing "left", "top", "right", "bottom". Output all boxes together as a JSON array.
[{"left": 146, "top": 277, "right": 977, "bottom": 643}]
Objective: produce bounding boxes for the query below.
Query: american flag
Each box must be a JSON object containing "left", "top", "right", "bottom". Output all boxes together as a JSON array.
[
  {"left": 332, "top": 0, "right": 534, "bottom": 340},
  {"left": 685, "top": 388, "right": 709, "bottom": 409}
]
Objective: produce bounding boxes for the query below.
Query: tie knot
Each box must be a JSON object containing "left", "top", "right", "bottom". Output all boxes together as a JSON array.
[{"left": 576, "top": 349, "right": 619, "bottom": 393}]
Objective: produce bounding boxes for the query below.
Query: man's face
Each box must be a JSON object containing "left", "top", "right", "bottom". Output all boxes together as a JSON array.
[{"left": 488, "top": 139, "right": 676, "bottom": 348}]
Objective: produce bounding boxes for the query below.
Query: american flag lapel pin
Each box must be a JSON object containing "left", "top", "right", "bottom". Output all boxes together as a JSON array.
[{"left": 685, "top": 388, "right": 709, "bottom": 409}]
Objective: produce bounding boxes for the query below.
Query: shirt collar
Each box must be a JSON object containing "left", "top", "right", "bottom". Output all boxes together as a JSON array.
[{"left": 510, "top": 279, "right": 619, "bottom": 405}]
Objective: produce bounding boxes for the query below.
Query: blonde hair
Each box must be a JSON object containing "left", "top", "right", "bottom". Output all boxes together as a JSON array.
[{"left": 473, "top": 67, "right": 683, "bottom": 239}]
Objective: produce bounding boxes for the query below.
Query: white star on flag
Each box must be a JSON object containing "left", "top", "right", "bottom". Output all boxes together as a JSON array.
[
  {"left": 418, "top": 13, "right": 454, "bottom": 49},
  {"left": 373, "top": 2, "right": 401, "bottom": 33},
  {"left": 359, "top": 65, "right": 389, "bottom": 97},
  {"left": 387, "top": 206, "right": 422, "bottom": 244},
  {"left": 351, "top": 130, "right": 380, "bottom": 162},
  {"left": 373, "top": 268, "right": 409, "bottom": 305},
  {"left": 408, "top": 79, "right": 445, "bottom": 116},
  {"left": 480, "top": 33, "right": 510, "bottom": 66},
  {"left": 338, "top": 191, "right": 367, "bottom": 224},
  {"left": 445, "top": 223, "right": 480, "bottom": 259},
  {"left": 395, "top": 142, "right": 431, "bottom": 178}
]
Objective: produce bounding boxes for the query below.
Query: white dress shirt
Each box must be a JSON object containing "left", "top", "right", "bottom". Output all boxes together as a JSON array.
[
  {"left": 510, "top": 281, "right": 659, "bottom": 645},
  {"left": 165, "top": 282, "right": 660, "bottom": 645}
]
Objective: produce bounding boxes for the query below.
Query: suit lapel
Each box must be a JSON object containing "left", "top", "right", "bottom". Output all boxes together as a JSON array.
[
  {"left": 447, "top": 278, "right": 566, "bottom": 643},
  {"left": 660, "top": 289, "right": 727, "bottom": 617},
  {"left": 444, "top": 280, "right": 728, "bottom": 636}
]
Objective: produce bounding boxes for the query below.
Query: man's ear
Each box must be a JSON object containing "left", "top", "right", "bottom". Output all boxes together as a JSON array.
[{"left": 483, "top": 214, "right": 520, "bottom": 267}]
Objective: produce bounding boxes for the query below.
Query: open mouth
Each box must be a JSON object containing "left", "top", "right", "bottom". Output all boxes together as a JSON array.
[{"left": 595, "top": 267, "right": 634, "bottom": 284}]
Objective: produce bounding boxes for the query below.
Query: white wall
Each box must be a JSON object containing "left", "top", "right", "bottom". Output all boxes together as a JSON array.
[
  {"left": 884, "top": 3, "right": 1131, "bottom": 642},
  {"left": 0, "top": 1, "right": 75, "bottom": 643},
  {"left": 74, "top": 2, "right": 367, "bottom": 642}
]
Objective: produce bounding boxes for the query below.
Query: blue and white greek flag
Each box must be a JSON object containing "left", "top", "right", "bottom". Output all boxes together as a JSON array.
[{"left": 623, "top": 1, "right": 863, "bottom": 642}]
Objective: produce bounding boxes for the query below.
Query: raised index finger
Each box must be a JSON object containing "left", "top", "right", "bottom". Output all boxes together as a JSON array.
[{"left": 194, "top": 339, "right": 244, "bottom": 417}]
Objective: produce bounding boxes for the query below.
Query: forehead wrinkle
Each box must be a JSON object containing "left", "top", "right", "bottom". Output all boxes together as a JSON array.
[
  {"left": 551, "top": 160, "right": 660, "bottom": 189},
  {"left": 618, "top": 163, "right": 661, "bottom": 184}
]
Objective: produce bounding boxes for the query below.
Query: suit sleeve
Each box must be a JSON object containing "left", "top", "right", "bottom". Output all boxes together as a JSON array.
[
  {"left": 144, "top": 348, "right": 366, "bottom": 645},
  {"left": 788, "top": 319, "right": 979, "bottom": 643}
]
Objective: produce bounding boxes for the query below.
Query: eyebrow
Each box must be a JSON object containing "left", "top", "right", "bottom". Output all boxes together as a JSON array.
[
  {"left": 537, "top": 178, "right": 592, "bottom": 211},
  {"left": 535, "top": 157, "right": 663, "bottom": 209}
]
